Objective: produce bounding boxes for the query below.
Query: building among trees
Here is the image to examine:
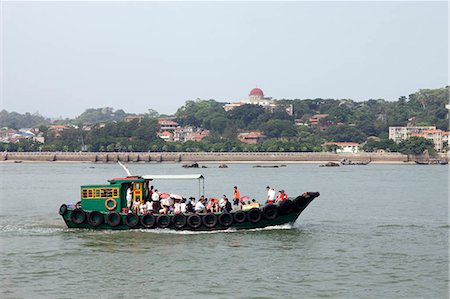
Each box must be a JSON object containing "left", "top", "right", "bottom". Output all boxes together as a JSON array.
[
  {"left": 389, "top": 125, "right": 448, "bottom": 152},
  {"left": 224, "top": 87, "right": 293, "bottom": 116}
]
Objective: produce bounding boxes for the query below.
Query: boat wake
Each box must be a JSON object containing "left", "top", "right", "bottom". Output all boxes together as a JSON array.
[
  {"left": 0, "top": 222, "right": 67, "bottom": 236},
  {"left": 135, "top": 223, "right": 296, "bottom": 235}
]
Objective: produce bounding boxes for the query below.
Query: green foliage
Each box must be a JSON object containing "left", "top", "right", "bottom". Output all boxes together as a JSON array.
[
  {"left": 0, "top": 110, "right": 50, "bottom": 129},
  {"left": 74, "top": 107, "right": 127, "bottom": 124},
  {"left": 324, "top": 125, "right": 367, "bottom": 143},
  {"left": 398, "top": 137, "right": 435, "bottom": 155},
  {"left": 262, "top": 120, "right": 297, "bottom": 138},
  {"left": 361, "top": 139, "right": 399, "bottom": 152}
]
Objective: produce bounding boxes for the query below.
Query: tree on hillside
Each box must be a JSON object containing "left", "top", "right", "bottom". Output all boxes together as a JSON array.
[
  {"left": 75, "top": 107, "right": 127, "bottom": 124},
  {"left": 361, "top": 139, "right": 399, "bottom": 152},
  {"left": 0, "top": 110, "right": 50, "bottom": 129},
  {"left": 398, "top": 136, "right": 435, "bottom": 155},
  {"left": 262, "top": 119, "right": 297, "bottom": 138},
  {"left": 226, "top": 104, "right": 266, "bottom": 128},
  {"left": 324, "top": 124, "right": 367, "bottom": 143}
]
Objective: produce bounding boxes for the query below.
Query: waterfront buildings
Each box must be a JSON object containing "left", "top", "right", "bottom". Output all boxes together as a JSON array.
[
  {"left": 323, "top": 142, "right": 360, "bottom": 153},
  {"left": 389, "top": 125, "right": 448, "bottom": 152},
  {"left": 238, "top": 131, "right": 266, "bottom": 144}
]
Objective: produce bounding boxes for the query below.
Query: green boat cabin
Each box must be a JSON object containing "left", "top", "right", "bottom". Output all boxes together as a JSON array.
[{"left": 80, "top": 176, "right": 148, "bottom": 213}]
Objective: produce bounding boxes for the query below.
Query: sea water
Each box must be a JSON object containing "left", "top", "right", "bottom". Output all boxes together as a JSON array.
[{"left": 0, "top": 163, "right": 448, "bottom": 298}]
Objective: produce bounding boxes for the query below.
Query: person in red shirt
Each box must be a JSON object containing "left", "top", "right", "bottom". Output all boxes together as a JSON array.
[
  {"left": 276, "top": 190, "right": 288, "bottom": 202},
  {"left": 233, "top": 186, "right": 241, "bottom": 208}
]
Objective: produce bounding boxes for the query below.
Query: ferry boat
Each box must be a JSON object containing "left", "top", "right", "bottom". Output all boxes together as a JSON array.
[{"left": 58, "top": 173, "right": 319, "bottom": 231}]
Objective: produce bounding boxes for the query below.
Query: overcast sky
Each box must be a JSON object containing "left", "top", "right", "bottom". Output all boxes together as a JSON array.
[{"left": 1, "top": 1, "right": 448, "bottom": 118}]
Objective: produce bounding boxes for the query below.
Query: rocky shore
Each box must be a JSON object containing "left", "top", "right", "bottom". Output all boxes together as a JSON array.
[{"left": 1, "top": 151, "right": 448, "bottom": 164}]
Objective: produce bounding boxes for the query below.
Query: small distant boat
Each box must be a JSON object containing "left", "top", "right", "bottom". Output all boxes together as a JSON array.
[
  {"left": 218, "top": 164, "right": 228, "bottom": 168},
  {"left": 13, "top": 160, "right": 22, "bottom": 163},
  {"left": 319, "top": 162, "right": 340, "bottom": 167},
  {"left": 340, "top": 158, "right": 370, "bottom": 165},
  {"left": 415, "top": 159, "right": 448, "bottom": 165},
  {"left": 253, "top": 165, "right": 283, "bottom": 168},
  {"left": 182, "top": 162, "right": 199, "bottom": 168}
]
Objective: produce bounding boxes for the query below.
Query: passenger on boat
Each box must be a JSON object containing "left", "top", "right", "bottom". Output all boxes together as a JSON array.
[
  {"left": 276, "top": 190, "right": 288, "bottom": 202},
  {"left": 160, "top": 194, "right": 172, "bottom": 214},
  {"left": 195, "top": 197, "right": 207, "bottom": 213},
  {"left": 151, "top": 189, "right": 160, "bottom": 213},
  {"left": 144, "top": 182, "right": 150, "bottom": 203},
  {"left": 206, "top": 198, "right": 217, "bottom": 212},
  {"left": 221, "top": 197, "right": 232, "bottom": 212},
  {"left": 132, "top": 197, "right": 142, "bottom": 213},
  {"left": 180, "top": 198, "right": 187, "bottom": 213},
  {"left": 233, "top": 186, "right": 241, "bottom": 208},
  {"left": 145, "top": 199, "right": 152, "bottom": 213},
  {"left": 186, "top": 197, "right": 195, "bottom": 213},
  {"left": 173, "top": 199, "right": 182, "bottom": 214},
  {"left": 126, "top": 185, "right": 133, "bottom": 211},
  {"left": 266, "top": 186, "right": 276, "bottom": 204}
]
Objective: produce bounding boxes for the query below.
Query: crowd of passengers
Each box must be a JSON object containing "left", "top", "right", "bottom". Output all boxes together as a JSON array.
[{"left": 126, "top": 184, "right": 289, "bottom": 215}]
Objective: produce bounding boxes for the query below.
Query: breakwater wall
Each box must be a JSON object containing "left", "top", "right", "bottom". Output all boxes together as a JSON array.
[{"left": 1, "top": 151, "right": 448, "bottom": 163}]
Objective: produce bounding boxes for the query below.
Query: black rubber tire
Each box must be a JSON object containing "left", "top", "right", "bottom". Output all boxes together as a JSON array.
[
  {"left": 157, "top": 215, "right": 171, "bottom": 228},
  {"left": 59, "top": 204, "right": 68, "bottom": 215},
  {"left": 88, "top": 211, "right": 104, "bottom": 227},
  {"left": 106, "top": 211, "right": 121, "bottom": 227},
  {"left": 218, "top": 212, "right": 233, "bottom": 227},
  {"left": 172, "top": 214, "right": 187, "bottom": 229},
  {"left": 203, "top": 213, "right": 218, "bottom": 228},
  {"left": 247, "top": 208, "right": 262, "bottom": 223},
  {"left": 279, "top": 200, "right": 294, "bottom": 215},
  {"left": 263, "top": 204, "right": 278, "bottom": 220},
  {"left": 124, "top": 213, "right": 139, "bottom": 227},
  {"left": 71, "top": 209, "right": 86, "bottom": 224},
  {"left": 233, "top": 210, "right": 246, "bottom": 223},
  {"left": 187, "top": 214, "right": 202, "bottom": 229},
  {"left": 140, "top": 213, "right": 155, "bottom": 228}
]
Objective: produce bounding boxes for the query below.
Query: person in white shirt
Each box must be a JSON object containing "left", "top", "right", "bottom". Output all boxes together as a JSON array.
[
  {"left": 151, "top": 189, "right": 160, "bottom": 213},
  {"left": 180, "top": 199, "right": 187, "bottom": 213},
  {"left": 266, "top": 186, "right": 276, "bottom": 204},
  {"left": 195, "top": 197, "right": 206, "bottom": 213},
  {"left": 173, "top": 200, "right": 181, "bottom": 214},
  {"left": 126, "top": 185, "right": 133, "bottom": 211}
]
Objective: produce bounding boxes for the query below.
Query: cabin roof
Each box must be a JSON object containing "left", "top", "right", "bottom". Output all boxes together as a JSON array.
[
  {"left": 142, "top": 174, "right": 204, "bottom": 180},
  {"left": 107, "top": 176, "right": 145, "bottom": 183}
]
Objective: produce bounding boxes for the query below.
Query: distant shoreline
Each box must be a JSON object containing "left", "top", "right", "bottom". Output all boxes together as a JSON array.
[{"left": 1, "top": 151, "right": 448, "bottom": 164}]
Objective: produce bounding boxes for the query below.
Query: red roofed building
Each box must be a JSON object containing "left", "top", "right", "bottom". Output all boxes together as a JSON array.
[
  {"left": 443, "top": 132, "right": 449, "bottom": 145},
  {"left": 158, "top": 131, "right": 174, "bottom": 142},
  {"left": 249, "top": 87, "right": 264, "bottom": 102},
  {"left": 323, "top": 142, "right": 360, "bottom": 153},
  {"left": 223, "top": 87, "right": 293, "bottom": 116},
  {"left": 422, "top": 129, "right": 443, "bottom": 152},
  {"left": 158, "top": 119, "right": 179, "bottom": 132},
  {"left": 309, "top": 114, "right": 330, "bottom": 126},
  {"left": 238, "top": 131, "right": 266, "bottom": 144}
]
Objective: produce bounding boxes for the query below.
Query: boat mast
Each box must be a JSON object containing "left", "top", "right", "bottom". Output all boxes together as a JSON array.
[{"left": 118, "top": 161, "right": 132, "bottom": 176}]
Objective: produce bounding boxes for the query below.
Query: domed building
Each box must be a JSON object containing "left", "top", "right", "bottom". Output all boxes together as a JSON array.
[
  {"left": 223, "top": 87, "right": 293, "bottom": 116},
  {"left": 248, "top": 87, "right": 264, "bottom": 103}
]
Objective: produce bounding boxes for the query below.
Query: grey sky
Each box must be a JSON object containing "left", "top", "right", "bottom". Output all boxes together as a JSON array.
[{"left": 1, "top": 1, "right": 448, "bottom": 118}]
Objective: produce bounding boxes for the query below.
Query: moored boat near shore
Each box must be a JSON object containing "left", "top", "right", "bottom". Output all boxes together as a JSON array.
[{"left": 58, "top": 173, "right": 319, "bottom": 231}]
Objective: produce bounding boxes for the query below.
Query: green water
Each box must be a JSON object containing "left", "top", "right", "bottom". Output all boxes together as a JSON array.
[{"left": 0, "top": 163, "right": 448, "bottom": 298}]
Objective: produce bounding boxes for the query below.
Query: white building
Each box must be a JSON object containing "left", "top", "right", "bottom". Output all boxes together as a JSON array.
[
  {"left": 389, "top": 126, "right": 436, "bottom": 143},
  {"left": 224, "top": 87, "right": 293, "bottom": 116},
  {"left": 323, "top": 142, "right": 360, "bottom": 153}
]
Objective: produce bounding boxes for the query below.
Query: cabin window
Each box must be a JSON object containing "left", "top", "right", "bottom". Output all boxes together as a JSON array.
[
  {"left": 82, "top": 188, "right": 94, "bottom": 198},
  {"left": 82, "top": 188, "right": 119, "bottom": 199}
]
